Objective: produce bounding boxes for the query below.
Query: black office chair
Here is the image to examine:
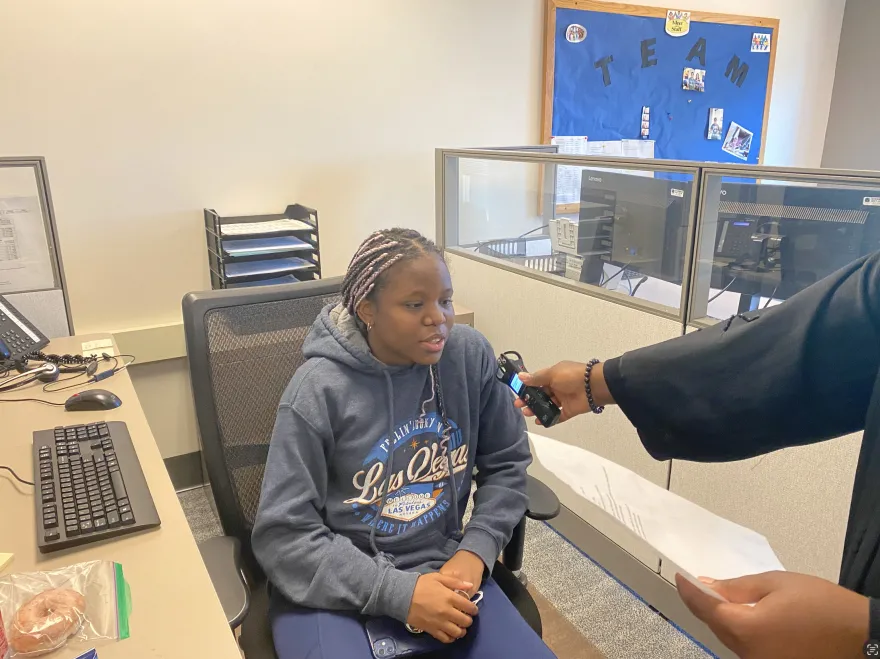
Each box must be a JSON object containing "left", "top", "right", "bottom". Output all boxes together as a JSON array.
[{"left": 182, "top": 277, "right": 560, "bottom": 658}]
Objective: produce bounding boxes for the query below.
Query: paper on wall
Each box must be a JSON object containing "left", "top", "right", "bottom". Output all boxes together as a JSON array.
[
  {"left": 551, "top": 136, "right": 590, "bottom": 205},
  {"left": 585, "top": 141, "right": 623, "bottom": 158},
  {"left": 621, "top": 139, "right": 654, "bottom": 159},
  {"left": 529, "top": 433, "right": 785, "bottom": 586},
  {"left": 592, "top": 140, "right": 655, "bottom": 178},
  {"left": 0, "top": 196, "right": 55, "bottom": 294}
]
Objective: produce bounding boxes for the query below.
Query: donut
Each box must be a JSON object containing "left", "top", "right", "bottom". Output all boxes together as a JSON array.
[{"left": 9, "top": 588, "right": 86, "bottom": 655}]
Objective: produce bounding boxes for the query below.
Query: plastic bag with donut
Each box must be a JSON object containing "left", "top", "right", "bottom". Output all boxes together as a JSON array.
[{"left": 0, "top": 560, "right": 131, "bottom": 658}]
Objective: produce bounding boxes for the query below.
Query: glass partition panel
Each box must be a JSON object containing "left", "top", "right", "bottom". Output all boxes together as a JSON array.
[
  {"left": 0, "top": 161, "right": 58, "bottom": 294},
  {"left": 690, "top": 172, "right": 880, "bottom": 322},
  {"left": 441, "top": 151, "right": 699, "bottom": 317}
]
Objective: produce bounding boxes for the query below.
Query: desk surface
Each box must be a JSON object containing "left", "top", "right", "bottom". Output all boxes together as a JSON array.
[{"left": 1, "top": 335, "right": 241, "bottom": 659}]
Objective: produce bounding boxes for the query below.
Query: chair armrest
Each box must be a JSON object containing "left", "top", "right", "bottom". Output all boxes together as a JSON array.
[
  {"left": 525, "top": 474, "right": 560, "bottom": 521},
  {"left": 199, "top": 535, "right": 250, "bottom": 629}
]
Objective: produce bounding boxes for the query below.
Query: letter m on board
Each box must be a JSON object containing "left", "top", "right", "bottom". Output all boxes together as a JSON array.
[{"left": 725, "top": 55, "right": 749, "bottom": 87}]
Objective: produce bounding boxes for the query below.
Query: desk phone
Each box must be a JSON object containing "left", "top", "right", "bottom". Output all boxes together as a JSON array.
[{"left": 0, "top": 294, "right": 49, "bottom": 363}]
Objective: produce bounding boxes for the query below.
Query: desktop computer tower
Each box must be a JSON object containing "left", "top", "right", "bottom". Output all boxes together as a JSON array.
[{"left": 574, "top": 171, "right": 693, "bottom": 287}]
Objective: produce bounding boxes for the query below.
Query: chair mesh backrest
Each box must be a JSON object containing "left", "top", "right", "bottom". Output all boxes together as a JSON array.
[{"left": 204, "top": 292, "right": 341, "bottom": 530}]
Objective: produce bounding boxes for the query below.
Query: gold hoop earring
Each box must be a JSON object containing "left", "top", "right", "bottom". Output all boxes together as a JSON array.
[{"left": 367, "top": 323, "right": 373, "bottom": 332}]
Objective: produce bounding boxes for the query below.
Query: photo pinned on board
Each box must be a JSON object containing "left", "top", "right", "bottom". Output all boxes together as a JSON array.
[
  {"left": 707, "top": 108, "right": 724, "bottom": 140},
  {"left": 682, "top": 68, "right": 705, "bottom": 92},
  {"left": 565, "top": 24, "right": 586, "bottom": 43},
  {"left": 721, "top": 122, "right": 753, "bottom": 161}
]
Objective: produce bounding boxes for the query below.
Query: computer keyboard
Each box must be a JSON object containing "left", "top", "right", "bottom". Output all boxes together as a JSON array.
[{"left": 34, "top": 421, "right": 161, "bottom": 552}]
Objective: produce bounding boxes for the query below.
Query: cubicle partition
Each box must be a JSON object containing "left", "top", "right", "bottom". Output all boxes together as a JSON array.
[
  {"left": 436, "top": 148, "right": 880, "bottom": 602},
  {"left": 0, "top": 157, "right": 71, "bottom": 337}
]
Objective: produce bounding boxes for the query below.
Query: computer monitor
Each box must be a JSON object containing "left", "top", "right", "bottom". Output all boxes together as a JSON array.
[
  {"left": 576, "top": 171, "right": 693, "bottom": 286},
  {"left": 715, "top": 182, "right": 880, "bottom": 297}
]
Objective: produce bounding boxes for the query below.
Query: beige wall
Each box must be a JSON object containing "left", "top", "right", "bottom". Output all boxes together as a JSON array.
[
  {"left": 128, "top": 358, "right": 200, "bottom": 459},
  {"left": 0, "top": 0, "right": 543, "bottom": 336},
  {"left": 821, "top": 0, "right": 880, "bottom": 170}
]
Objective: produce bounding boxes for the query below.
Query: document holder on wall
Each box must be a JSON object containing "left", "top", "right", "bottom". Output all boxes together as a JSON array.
[{"left": 204, "top": 204, "right": 322, "bottom": 290}]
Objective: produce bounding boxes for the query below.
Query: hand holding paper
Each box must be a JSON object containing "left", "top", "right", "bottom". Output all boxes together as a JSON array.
[{"left": 677, "top": 571, "right": 870, "bottom": 659}]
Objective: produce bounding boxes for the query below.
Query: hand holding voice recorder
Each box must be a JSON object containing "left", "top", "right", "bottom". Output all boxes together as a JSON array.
[{"left": 496, "top": 351, "right": 561, "bottom": 428}]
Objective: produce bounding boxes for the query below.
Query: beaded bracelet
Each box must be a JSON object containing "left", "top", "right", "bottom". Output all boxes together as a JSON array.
[{"left": 584, "top": 359, "right": 604, "bottom": 415}]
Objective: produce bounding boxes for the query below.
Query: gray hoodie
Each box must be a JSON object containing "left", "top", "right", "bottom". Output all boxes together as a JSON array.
[{"left": 252, "top": 304, "right": 530, "bottom": 622}]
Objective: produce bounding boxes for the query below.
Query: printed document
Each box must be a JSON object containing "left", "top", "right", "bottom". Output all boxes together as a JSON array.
[
  {"left": 530, "top": 434, "right": 784, "bottom": 586},
  {"left": 0, "top": 196, "right": 54, "bottom": 294}
]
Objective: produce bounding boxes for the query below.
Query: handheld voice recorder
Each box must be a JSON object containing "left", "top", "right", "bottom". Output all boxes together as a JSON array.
[{"left": 496, "top": 351, "right": 561, "bottom": 428}]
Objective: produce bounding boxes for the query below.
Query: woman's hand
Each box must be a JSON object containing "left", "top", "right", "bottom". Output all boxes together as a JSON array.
[
  {"left": 439, "top": 550, "right": 485, "bottom": 598},
  {"left": 676, "top": 571, "right": 870, "bottom": 659},
  {"left": 406, "top": 573, "right": 479, "bottom": 643},
  {"left": 515, "top": 361, "right": 613, "bottom": 424}
]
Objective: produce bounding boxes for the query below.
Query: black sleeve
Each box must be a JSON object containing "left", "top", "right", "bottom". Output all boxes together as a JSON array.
[{"left": 603, "top": 252, "right": 880, "bottom": 462}]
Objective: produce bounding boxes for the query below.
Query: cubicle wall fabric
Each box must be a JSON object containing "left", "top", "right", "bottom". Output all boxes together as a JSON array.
[{"left": 204, "top": 293, "right": 341, "bottom": 527}]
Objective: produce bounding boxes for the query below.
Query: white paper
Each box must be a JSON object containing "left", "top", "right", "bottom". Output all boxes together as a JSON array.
[
  {"left": 586, "top": 141, "right": 623, "bottom": 158},
  {"left": 551, "top": 136, "right": 590, "bottom": 205},
  {"left": 220, "top": 218, "right": 311, "bottom": 237},
  {"left": 0, "top": 196, "right": 55, "bottom": 294},
  {"left": 590, "top": 140, "right": 655, "bottom": 179},
  {"left": 82, "top": 339, "right": 113, "bottom": 353},
  {"left": 530, "top": 434, "right": 785, "bottom": 584},
  {"left": 621, "top": 139, "right": 655, "bottom": 159}
]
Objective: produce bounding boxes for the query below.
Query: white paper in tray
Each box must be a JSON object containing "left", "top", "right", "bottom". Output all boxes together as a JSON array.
[{"left": 220, "top": 218, "right": 311, "bottom": 236}]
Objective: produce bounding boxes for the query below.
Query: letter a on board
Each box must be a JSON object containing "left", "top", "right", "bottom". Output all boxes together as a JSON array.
[
  {"left": 725, "top": 55, "right": 749, "bottom": 87},
  {"left": 665, "top": 10, "right": 691, "bottom": 37},
  {"left": 595, "top": 55, "right": 614, "bottom": 86},
  {"left": 686, "top": 38, "right": 707, "bottom": 67}
]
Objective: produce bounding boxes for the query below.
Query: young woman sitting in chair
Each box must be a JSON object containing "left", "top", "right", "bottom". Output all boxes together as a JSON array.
[{"left": 252, "top": 229, "right": 556, "bottom": 658}]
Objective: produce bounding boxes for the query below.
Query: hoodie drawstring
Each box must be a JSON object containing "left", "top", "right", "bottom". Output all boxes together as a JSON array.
[
  {"left": 369, "top": 366, "right": 463, "bottom": 558},
  {"left": 369, "top": 371, "right": 397, "bottom": 557},
  {"left": 432, "top": 364, "right": 462, "bottom": 541}
]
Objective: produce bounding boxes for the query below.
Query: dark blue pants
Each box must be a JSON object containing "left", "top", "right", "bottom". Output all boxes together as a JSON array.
[{"left": 269, "top": 578, "right": 557, "bottom": 659}]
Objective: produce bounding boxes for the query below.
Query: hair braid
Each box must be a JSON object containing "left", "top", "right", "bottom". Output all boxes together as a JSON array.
[{"left": 341, "top": 228, "right": 442, "bottom": 322}]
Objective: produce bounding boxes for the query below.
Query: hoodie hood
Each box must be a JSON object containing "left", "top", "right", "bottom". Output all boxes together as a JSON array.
[{"left": 303, "top": 303, "right": 413, "bottom": 375}]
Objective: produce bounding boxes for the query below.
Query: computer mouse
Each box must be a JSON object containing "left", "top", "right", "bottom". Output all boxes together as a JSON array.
[{"left": 64, "top": 389, "right": 122, "bottom": 411}]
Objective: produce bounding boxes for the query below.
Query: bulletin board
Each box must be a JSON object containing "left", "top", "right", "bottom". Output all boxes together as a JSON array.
[{"left": 542, "top": 0, "right": 779, "bottom": 164}]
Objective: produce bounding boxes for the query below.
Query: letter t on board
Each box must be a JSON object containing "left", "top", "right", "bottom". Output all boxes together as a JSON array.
[{"left": 595, "top": 55, "right": 614, "bottom": 86}]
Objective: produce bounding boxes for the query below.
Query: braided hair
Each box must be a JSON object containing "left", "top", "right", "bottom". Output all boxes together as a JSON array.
[{"left": 341, "top": 228, "right": 442, "bottom": 324}]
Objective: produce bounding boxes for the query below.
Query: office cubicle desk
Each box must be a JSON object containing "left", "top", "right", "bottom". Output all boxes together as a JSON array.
[{"left": 1, "top": 335, "right": 241, "bottom": 659}]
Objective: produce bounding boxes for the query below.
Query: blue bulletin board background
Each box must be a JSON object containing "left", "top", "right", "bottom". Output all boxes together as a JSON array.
[{"left": 548, "top": 4, "right": 777, "bottom": 164}]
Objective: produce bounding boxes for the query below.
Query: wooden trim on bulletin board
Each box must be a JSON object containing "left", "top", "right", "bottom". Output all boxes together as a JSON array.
[{"left": 540, "top": 0, "right": 780, "bottom": 163}]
